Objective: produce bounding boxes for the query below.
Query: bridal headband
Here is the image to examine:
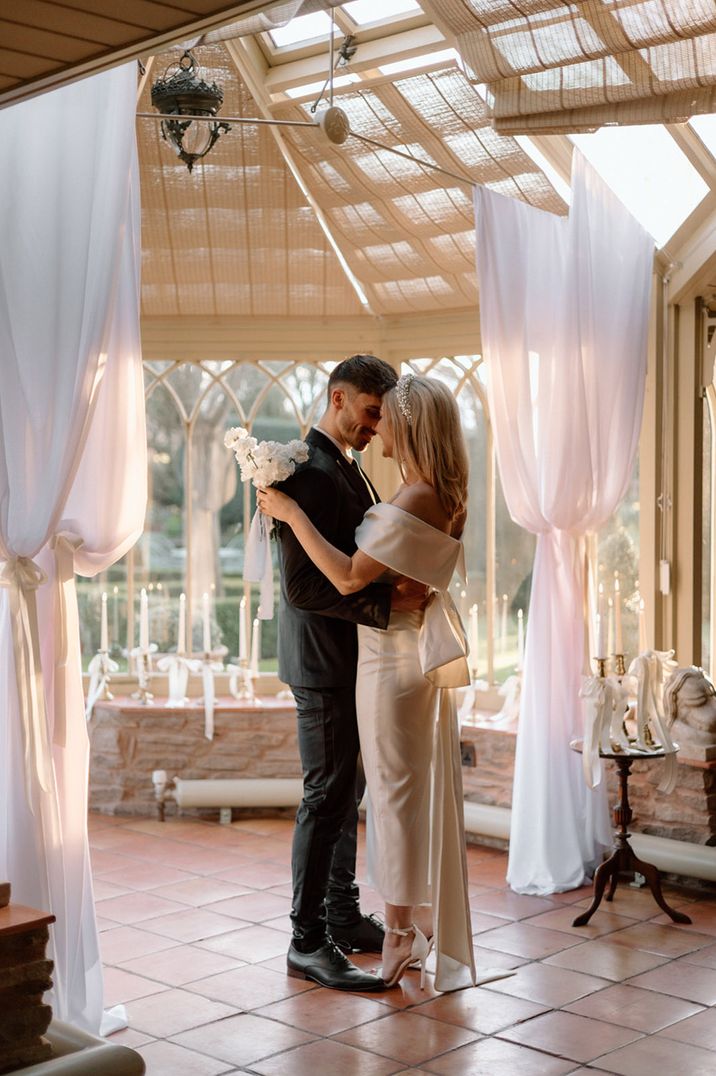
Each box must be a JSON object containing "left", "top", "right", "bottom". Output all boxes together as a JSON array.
[{"left": 396, "top": 373, "right": 414, "bottom": 425}]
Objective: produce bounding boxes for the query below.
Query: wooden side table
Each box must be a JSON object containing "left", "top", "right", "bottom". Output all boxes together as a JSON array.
[{"left": 569, "top": 740, "right": 692, "bottom": 928}]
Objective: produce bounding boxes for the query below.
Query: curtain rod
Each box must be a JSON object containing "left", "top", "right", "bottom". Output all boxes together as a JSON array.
[
  {"left": 136, "top": 111, "right": 476, "bottom": 187},
  {"left": 136, "top": 112, "right": 318, "bottom": 129},
  {"left": 347, "top": 130, "right": 476, "bottom": 188}
]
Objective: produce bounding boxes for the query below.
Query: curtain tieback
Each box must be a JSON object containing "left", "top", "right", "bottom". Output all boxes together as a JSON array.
[
  {"left": 0, "top": 555, "right": 52, "bottom": 806},
  {"left": 51, "top": 532, "right": 85, "bottom": 747}
]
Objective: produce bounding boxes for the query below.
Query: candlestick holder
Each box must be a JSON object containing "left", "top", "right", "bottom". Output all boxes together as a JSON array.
[
  {"left": 595, "top": 656, "right": 608, "bottom": 678},
  {"left": 131, "top": 647, "right": 154, "bottom": 704},
  {"left": 228, "top": 657, "right": 255, "bottom": 702},
  {"left": 610, "top": 653, "right": 630, "bottom": 749},
  {"left": 97, "top": 650, "right": 114, "bottom": 701}
]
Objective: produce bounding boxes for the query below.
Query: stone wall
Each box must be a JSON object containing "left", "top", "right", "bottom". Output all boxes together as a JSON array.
[
  {"left": 0, "top": 894, "right": 54, "bottom": 1074},
  {"left": 89, "top": 698, "right": 716, "bottom": 845},
  {"left": 458, "top": 717, "right": 716, "bottom": 846},
  {"left": 89, "top": 698, "right": 301, "bottom": 816},
  {"left": 460, "top": 721, "right": 517, "bottom": 810}
]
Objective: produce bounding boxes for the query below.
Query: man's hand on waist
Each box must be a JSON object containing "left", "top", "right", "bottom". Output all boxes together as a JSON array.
[{"left": 391, "top": 577, "right": 429, "bottom": 612}]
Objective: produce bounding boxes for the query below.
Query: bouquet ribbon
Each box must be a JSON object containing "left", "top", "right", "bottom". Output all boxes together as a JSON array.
[{"left": 244, "top": 509, "right": 274, "bottom": 619}]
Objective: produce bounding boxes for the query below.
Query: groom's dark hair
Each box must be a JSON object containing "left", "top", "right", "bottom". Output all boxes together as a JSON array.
[{"left": 327, "top": 354, "right": 397, "bottom": 402}]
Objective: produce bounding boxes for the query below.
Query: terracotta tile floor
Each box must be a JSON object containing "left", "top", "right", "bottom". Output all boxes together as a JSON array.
[{"left": 92, "top": 813, "right": 716, "bottom": 1075}]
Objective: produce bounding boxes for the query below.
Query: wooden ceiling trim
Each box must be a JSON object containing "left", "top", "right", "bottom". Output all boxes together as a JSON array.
[{"left": 0, "top": 0, "right": 277, "bottom": 109}]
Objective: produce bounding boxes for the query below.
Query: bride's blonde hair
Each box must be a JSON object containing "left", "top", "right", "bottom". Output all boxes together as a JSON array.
[{"left": 383, "top": 374, "right": 469, "bottom": 520}]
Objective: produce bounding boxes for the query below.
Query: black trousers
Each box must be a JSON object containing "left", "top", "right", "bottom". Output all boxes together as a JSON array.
[{"left": 290, "top": 684, "right": 364, "bottom": 950}]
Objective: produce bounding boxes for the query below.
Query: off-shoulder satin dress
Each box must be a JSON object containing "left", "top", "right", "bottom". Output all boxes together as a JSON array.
[{"left": 354, "top": 502, "right": 476, "bottom": 992}]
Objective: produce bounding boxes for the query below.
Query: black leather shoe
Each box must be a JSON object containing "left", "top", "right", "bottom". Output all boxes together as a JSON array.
[
  {"left": 287, "top": 940, "right": 384, "bottom": 991},
  {"left": 328, "top": 913, "right": 385, "bottom": 954}
]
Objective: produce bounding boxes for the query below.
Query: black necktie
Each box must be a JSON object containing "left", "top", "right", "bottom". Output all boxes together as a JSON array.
[{"left": 350, "top": 457, "right": 377, "bottom": 504}]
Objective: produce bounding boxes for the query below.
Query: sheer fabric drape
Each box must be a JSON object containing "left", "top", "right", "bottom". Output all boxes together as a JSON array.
[
  {"left": 0, "top": 64, "right": 145, "bottom": 1031},
  {"left": 474, "top": 153, "right": 654, "bottom": 894}
]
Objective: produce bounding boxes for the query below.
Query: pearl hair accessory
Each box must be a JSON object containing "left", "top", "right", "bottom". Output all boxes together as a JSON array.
[{"left": 396, "top": 373, "right": 414, "bottom": 424}]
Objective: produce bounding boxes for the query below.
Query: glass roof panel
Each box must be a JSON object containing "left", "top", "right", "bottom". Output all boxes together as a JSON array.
[
  {"left": 379, "top": 49, "right": 458, "bottom": 76},
  {"left": 343, "top": 0, "right": 420, "bottom": 24},
  {"left": 516, "top": 137, "right": 571, "bottom": 206},
  {"left": 269, "top": 11, "right": 335, "bottom": 48},
  {"left": 570, "top": 125, "right": 709, "bottom": 248},
  {"left": 689, "top": 115, "right": 716, "bottom": 161},
  {"left": 284, "top": 73, "right": 360, "bottom": 99}
]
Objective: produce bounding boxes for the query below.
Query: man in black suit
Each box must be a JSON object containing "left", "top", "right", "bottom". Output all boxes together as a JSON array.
[{"left": 277, "top": 354, "right": 404, "bottom": 991}]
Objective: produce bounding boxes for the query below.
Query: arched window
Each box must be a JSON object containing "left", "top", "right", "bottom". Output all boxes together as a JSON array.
[{"left": 76, "top": 356, "right": 537, "bottom": 682}]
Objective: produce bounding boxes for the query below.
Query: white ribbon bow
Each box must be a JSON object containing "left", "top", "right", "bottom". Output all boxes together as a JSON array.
[
  {"left": 85, "top": 651, "right": 119, "bottom": 720},
  {"left": 52, "top": 532, "right": 85, "bottom": 745},
  {"left": 157, "top": 654, "right": 202, "bottom": 709},
  {"left": 244, "top": 510, "right": 273, "bottom": 619},
  {"left": 580, "top": 674, "right": 623, "bottom": 788},
  {"left": 0, "top": 555, "right": 52, "bottom": 807},
  {"left": 629, "top": 650, "right": 679, "bottom": 793}
]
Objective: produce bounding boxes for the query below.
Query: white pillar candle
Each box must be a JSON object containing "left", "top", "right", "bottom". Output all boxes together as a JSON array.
[
  {"left": 202, "top": 592, "right": 211, "bottom": 654},
  {"left": 239, "top": 596, "right": 248, "bottom": 660},
  {"left": 598, "top": 581, "right": 605, "bottom": 620},
  {"left": 460, "top": 588, "right": 467, "bottom": 622},
  {"left": 500, "top": 594, "right": 508, "bottom": 653},
  {"left": 100, "top": 592, "right": 108, "bottom": 652},
  {"left": 613, "top": 578, "right": 623, "bottom": 654},
  {"left": 517, "top": 608, "right": 524, "bottom": 668},
  {"left": 177, "top": 593, "right": 186, "bottom": 655},
  {"left": 596, "top": 612, "right": 607, "bottom": 659},
  {"left": 469, "top": 604, "right": 479, "bottom": 669},
  {"left": 139, "top": 588, "right": 149, "bottom": 651},
  {"left": 638, "top": 598, "right": 647, "bottom": 652},
  {"left": 112, "top": 584, "right": 119, "bottom": 643},
  {"left": 607, "top": 597, "right": 614, "bottom": 656},
  {"left": 250, "top": 618, "right": 261, "bottom": 676}
]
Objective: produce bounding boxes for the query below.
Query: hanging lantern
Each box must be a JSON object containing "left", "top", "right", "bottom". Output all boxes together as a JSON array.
[{"left": 150, "top": 50, "right": 230, "bottom": 172}]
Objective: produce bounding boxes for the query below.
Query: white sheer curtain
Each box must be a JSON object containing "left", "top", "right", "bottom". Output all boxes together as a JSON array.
[
  {"left": 0, "top": 64, "right": 146, "bottom": 1031},
  {"left": 474, "top": 153, "right": 654, "bottom": 894}
]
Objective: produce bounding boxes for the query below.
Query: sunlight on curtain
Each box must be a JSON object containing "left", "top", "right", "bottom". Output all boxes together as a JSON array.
[
  {"left": 0, "top": 64, "right": 144, "bottom": 1031},
  {"left": 475, "top": 152, "right": 654, "bottom": 894}
]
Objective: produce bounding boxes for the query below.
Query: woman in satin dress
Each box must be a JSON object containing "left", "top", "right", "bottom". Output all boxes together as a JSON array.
[{"left": 258, "top": 374, "right": 475, "bottom": 991}]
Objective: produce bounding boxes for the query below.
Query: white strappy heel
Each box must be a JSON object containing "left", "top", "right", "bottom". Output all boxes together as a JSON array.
[{"left": 379, "top": 924, "right": 431, "bottom": 989}]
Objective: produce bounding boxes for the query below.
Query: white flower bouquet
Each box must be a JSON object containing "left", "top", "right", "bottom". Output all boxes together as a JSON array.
[
  {"left": 224, "top": 427, "right": 309, "bottom": 488},
  {"left": 225, "top": 427, "right": 309, "bottom": 619}
]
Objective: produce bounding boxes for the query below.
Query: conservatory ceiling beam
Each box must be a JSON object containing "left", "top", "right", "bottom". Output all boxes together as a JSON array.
[
  {"left": 263, "top": 24, "right": 446, "bottom": 96},
  {"left": 663, "top": 193, "right": 716, "bottom": 306},
  {"left": 665, "top": 124, "right": 716, "bottom": 190},
  {"left": 136, "top": 58, "right": 155, "bottom": 106},
  {"left": 225, "top": 35, "right": 375, "bottom": 314},
  {"left": 140, "top": 310, "right": 483, "bottom": 363},
  {"left": 523, "top": 134, "right": 573, "bottom": 190}
]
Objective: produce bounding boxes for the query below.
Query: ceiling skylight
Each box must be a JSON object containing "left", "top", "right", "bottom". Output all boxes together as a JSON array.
[
  {"left": 270, "top": 11, "right": 335, "bottom": 48},
  {"left": 379, "top": 48, "right": 458, "bottom": 76},
  {"left": 570, "top": 126, "right": 709, "bottom": 249},
  {"left": 515, "top": 137, "right": 571, "bottom": 206},
  {"left": 343, "top": 0, "right": 420, "bottom": 24},
  {"left": 284, "top": 73, "right": 360, "bottom": 99}
]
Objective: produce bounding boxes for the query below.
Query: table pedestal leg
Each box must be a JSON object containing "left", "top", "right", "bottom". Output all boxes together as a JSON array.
[{"left": 573, "top": 755, "right": 692, "bottom": 927}]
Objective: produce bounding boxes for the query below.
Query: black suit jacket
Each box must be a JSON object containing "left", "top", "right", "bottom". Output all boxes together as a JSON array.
[{"left": 276, "top": 428, "right": 392, "bottom": 689}]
